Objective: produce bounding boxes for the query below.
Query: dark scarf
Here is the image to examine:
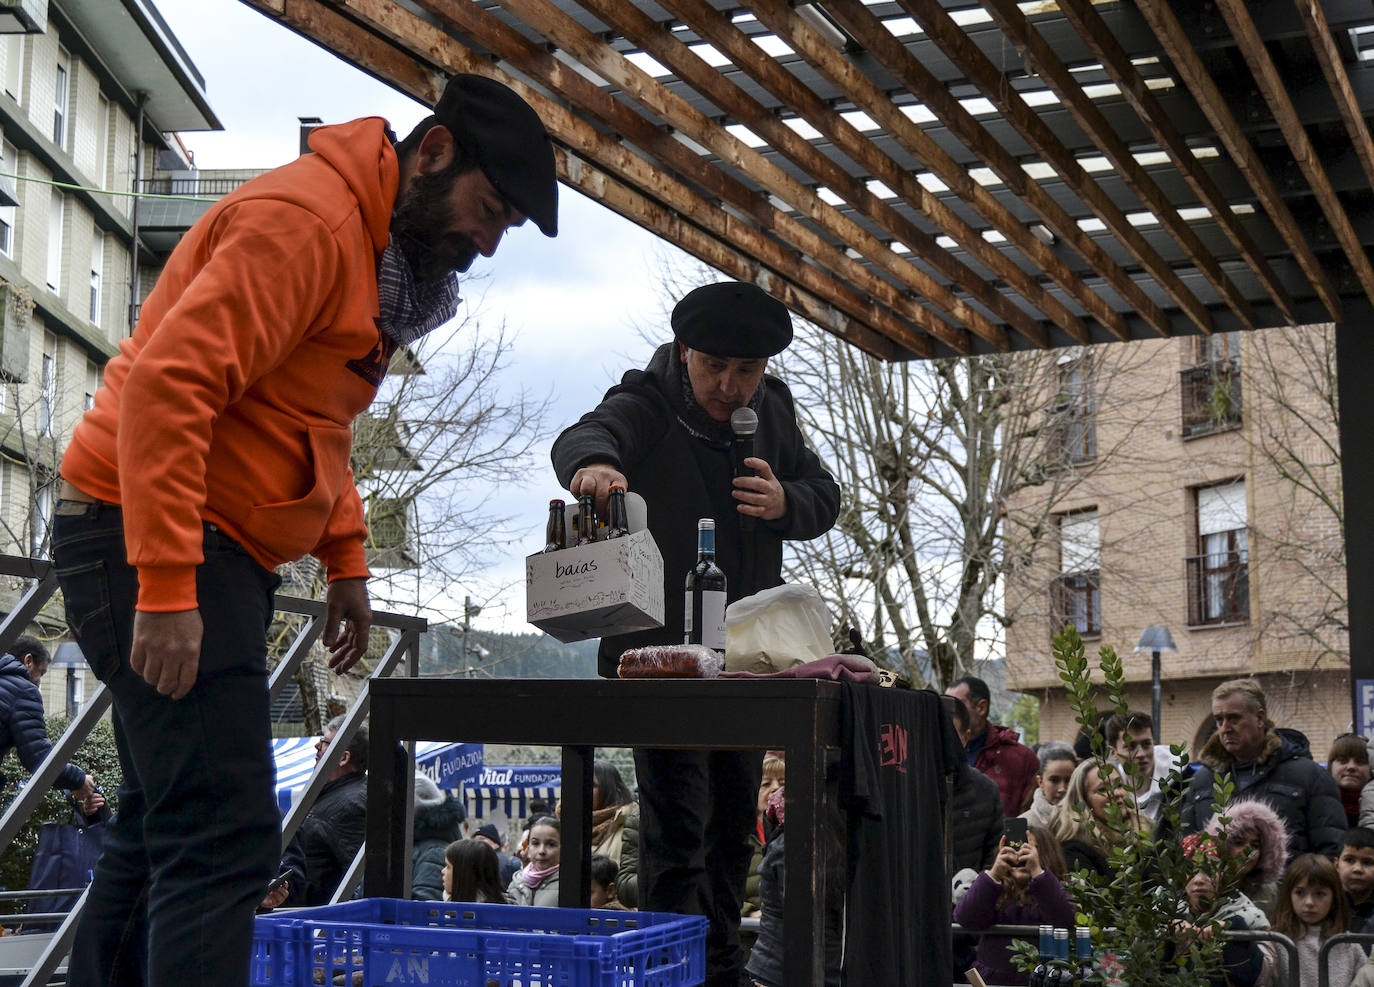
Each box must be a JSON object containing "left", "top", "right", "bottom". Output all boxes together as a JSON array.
[{"left": 663, "top": 342, "right": 765, "bottom": 447}]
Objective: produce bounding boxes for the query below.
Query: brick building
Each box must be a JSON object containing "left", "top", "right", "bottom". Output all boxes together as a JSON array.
[{"left": 1004, "top": 325, "right": 1347, "bottom": 752}]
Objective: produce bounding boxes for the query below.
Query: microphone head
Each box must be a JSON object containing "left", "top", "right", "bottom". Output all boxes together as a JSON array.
[{"left": 730, "top": 407, "right": 758, "bottom": 437}]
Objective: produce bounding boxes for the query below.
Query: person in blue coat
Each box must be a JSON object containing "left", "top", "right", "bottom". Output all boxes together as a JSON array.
[{"left": 0, "top": 636, "right": 94, "bottom": 801}]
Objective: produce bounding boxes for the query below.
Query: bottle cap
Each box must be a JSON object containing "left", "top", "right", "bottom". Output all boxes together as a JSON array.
[
  {"left": 548, "top": 499, "right": 565, "bottom": 507},
  {"left": 610, "top": 485, "right": 625, "bottom": 493},
  {"left": 698, "top": 518, "right": 715, "bottom": 530}
]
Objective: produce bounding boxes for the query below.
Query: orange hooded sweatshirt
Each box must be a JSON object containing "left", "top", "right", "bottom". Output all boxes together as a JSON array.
[{"left": 61, "top": 118, "right": 402, "bottom": 612}]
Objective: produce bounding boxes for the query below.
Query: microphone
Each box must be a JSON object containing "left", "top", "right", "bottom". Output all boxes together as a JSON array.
[
  {"left": 730, "top": 408, "right": 759, "bottom": 535},
  {"left": 730, "top": 408, "right": 758, "bottom": 478}
]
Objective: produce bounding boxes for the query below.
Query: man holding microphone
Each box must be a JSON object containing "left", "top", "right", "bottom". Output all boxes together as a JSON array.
[{"left": 551, "top": 281, "right": 839, "bottom": 987}]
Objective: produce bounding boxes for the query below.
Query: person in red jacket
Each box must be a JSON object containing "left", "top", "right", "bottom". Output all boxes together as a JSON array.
[
  {"left": 946, "top": 674, "right": 1039, "bottom": 817},
  {"left": 52, "top": 74, "right": 557, "bottom": 987}
]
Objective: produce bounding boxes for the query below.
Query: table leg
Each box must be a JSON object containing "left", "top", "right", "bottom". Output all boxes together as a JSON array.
[
  {"left": 782, "top": 736, "right": 824, "bottom": 985},
  {"left": 364, "top": 723, "right": 408, "bottom": 898},
  {"left": 560, "top": 744, "right": 594, "bottom": 908}
]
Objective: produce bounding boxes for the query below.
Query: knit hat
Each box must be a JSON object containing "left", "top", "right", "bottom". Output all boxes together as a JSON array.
[
  {"left": 413, "top": 773, "right": 445, "bottom": 810},
  {"left": 475, "top": 823, "right": 501, "bottom": 843}
]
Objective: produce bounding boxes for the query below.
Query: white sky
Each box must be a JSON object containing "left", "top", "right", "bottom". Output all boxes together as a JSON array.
[{"left": 151, "top": 0, "right": 688, "bottom": 632}]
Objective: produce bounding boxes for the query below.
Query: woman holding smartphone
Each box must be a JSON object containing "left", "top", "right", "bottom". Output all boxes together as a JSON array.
[{"left": 953, "top": 824, "right": 1075, "bottom": 986}]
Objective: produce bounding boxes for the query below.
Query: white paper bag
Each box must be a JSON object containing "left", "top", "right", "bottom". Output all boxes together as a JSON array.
[{"left": 725, "top": 583, "right": 833, "bottom": 673}]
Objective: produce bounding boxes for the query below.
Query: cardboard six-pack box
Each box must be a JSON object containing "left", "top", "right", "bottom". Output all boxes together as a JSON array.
[{"left": 525, "top": 529, "right": 665, "bottom": 643}]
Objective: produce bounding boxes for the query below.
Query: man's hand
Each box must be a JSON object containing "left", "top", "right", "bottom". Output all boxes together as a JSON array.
[
  {"left": 733, "top": 457, "right": 787, "bottom": 521},
  {"left": 569, "top": 463, "right": 627, "bottom": 517},
  {"left": 131, "top": 609, "right": 203, "bottom": 700},
  {"left": 74, "top": 774, "right": 96, "bottom": 800},
  {"left": 259, "top": 881, "right": 290, "bottom": 912},
  {"left": 324, "top": 578, "right": 372, "bottom": 674}
]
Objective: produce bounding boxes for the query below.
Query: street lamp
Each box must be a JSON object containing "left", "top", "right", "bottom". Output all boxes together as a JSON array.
[
  {"left": 461, "top": 596, "right": 483, "bottom": 678},
  {"left": 1134, "top": 625, "right": 1177, "bottom": 737}
]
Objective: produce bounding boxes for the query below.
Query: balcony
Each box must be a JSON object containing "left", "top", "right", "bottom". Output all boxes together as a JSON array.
[
  {"left": 1186, "top": 551, "right": 1249, "bottom": 626},
  {"left": 1050, "top": 570, "right": 1101, "bottom": 639},
  {"left": 1180, "top": 358, "right": 1242, "bottom": 438},
  {"left": 1048, "top": 402, "right": 1096, "bottom": 467}
]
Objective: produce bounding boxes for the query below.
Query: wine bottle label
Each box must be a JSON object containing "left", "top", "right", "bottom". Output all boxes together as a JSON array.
[{"left": 684, "top": 590, "right": 727, "bottom": 651}]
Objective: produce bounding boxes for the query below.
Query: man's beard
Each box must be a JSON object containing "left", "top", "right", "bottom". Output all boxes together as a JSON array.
[{"left": 391, "top": 164, "right": 480, "bottom": 282}]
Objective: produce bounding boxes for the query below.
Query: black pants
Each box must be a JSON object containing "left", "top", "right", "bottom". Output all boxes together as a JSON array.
[
  {"left": 634, "top": 748, "right": 763, "bottom": 987},
  {"left": 53, "top": 502, "right": 282, "bottom": 987}
]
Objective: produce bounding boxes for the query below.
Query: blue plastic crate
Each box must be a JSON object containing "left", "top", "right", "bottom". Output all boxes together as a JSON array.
[{"left": 251, "top": 898, "right": 706, "bottom": 987}]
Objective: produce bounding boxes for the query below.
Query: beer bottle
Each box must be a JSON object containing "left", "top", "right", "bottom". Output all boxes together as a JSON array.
[
  {"left": 1029, "top": 925, "right": 1052, "bottom": 987},
  {"left": 605, "top": 486, "right": 630, "bottom": 539},
  {"left": 684, "top": 518, "right": 727, "bottom": 653},
  {"left": 543, "top": 499, "right": 566, "bottom": 553},
  {"left": 1074, "top": 926, "right": 1098, "bottom": 985},
  {"left": 576, "top": 493, "right": 598, "bottom": 546}
]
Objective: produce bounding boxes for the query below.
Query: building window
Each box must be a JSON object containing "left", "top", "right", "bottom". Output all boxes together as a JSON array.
[
  {"left": 84, "top": 361, "right": 97, "bottom": 411},
  {"left": 46, "top": 189, "right": 64, "bottom": 291},
  {"left": 29, "top": 471, "right": 52, "bottom": 556},
  {"left": 38, "top": 331, "right": 55, "bottom": 435},
  {"left": 1054, "top": 352, "right": 1096, "bottom": 465},
  {"left": 0, "top": 139, "right": 15, "bottom": 257},
  {"left": 89, "top": 229, "right": 103, "bottom": 325},
  {"left": 1187, "top": 480, "right": 1249, "bottom": 625},
  {"left": 97, "top": 95, "right": 110, "bottom": 189},
  {"left": 4, "top": 35, "right": 23, "bottom": 104},
  {"left": 53, "top": 49, "right": 68, "bottom": 149},
  {"left": 1181, "top": 332, "right": 1242, "bottom": 437},
  {"left": 1051, "top": 509, "right": 1101, "bottom": 638}
]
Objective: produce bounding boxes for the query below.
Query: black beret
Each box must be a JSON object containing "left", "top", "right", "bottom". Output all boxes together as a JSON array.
[
  {"left": 434, "top": 74, "right": 558, "bottom": 238},
  {"left": 671, "top": 282, "right": 793, "bottom": 357}
]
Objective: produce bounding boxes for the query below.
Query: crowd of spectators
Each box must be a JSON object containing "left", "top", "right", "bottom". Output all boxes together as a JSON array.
[{"left": 947, "top": 674, "right": 1374, "bottom": 987}]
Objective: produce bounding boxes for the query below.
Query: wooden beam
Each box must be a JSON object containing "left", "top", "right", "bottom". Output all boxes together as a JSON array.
[
  {"left": 822, "top": 0, "right": 1151, "bottom": 341},
  {"left": 580, "top": 0, "right": 1058, "bottom": 348},
  {"left": 1214, "top": 0, "right": 1374, "bottom": 306},
  {"left": 1293, "top": 0, "right": 1374, "bottom": 310},
  {"left": 1133, "top": 0, "right": 1343, "bottom": 320},
  {"left": 1056, "top": 0, "right": 1296, "bottom": 322},
  {"left": 899, "top": 0, "right": 1211, "bottom": 335},
  {"left": 487, "top": 0, "right": 999, "bottom": 351},
  {"left": 979, "top": 0, "right": 1254, "bottom": 332},
  {"left": 268, "top": 0, "right": 939, "bottom": 356}
]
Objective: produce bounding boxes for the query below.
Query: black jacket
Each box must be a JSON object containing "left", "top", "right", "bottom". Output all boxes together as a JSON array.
[
  {"left": 951, "top": 761, "right": 1003, "bottom": 873},
  {"left": 411, "top": 795, "right": 465, "bottom": 901},
  {"left": 0, "top": 653, "right": 84, "bottom": 791},
  {"left": 283, "top": 771, "right": 367, "bottom": 906},
  {"left": 551, "top": 343, "right": 841, "bottom": 675},
  {"left": 1180, "top": 727, "right": 1344, "bottom": 860}
]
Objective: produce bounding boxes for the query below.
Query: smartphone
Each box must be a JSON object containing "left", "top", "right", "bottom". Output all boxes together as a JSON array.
[
  {"left": 1002, "top": 816, "right": 1028, "bottom": 847},
  {"left": 265, "top": 871, "right": 291, "bottom": 896}
]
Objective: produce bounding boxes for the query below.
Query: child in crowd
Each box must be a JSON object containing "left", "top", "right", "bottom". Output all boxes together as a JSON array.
[
  {"left": 1019, "top": 743, "right": 1076, "bottom": 829},
  {"left": 1329, "top": 735, "right": 1371, "bottom": 828},
  {"left": 1267, "top": 853, "right": 1366, "bottom": 987},
  {"left": 952, "top": 825, "right": 1075, "bottom": 987},
  {"left": 1205, "top": 799, "right": 1289, "bottom": 917},
  {"left": 744, "top": 754, "right": 785, "bottom": 918},
  {"left": 442, "top": 838, "right": 510, "bottom": 904},
  {"left": 590, "top": 853, "right": 628, "bottom": 910},
  {"left": 507, "top": 816, "right": 561, "bottom": 907},
  {"left": 1338, "top": 828, "right": 1374, "bottom": 936},
  {"left": 1176, "top": 833, "right": 1270, "bottom": 987}
]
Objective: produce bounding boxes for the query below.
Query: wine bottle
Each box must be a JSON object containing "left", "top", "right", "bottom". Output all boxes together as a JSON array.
[
  {"left": 543, "top": 499, "right": 566, "bottom": 553},
  {"left": 684, "top": 518, "right": 727, "bottom": 653},
  {"left": 1028, "top": 925, "right": 1053, "bottom": 987},
  {"left": 1075, "top": 926, "right": 1097, "bottom": 986},
  {"left": 1049, "top": 927, "right": 1071, "bottom": 986}
]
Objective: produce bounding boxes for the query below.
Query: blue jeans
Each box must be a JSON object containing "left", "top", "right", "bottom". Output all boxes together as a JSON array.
[{"left": 53, "top": 501, "right": 282, "bottom": 987}]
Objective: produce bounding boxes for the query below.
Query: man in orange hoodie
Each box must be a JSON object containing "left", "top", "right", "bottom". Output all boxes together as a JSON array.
[{"left": 52, "top": 75, "right": 557, "bottom": 987}]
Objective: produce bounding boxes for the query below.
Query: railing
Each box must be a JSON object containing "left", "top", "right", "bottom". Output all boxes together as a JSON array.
[
  {"left": 1180, "top": 358, "right": 1242, "bottom": 437},
  {"left": 0, "top": 553, "right": 427, "bottom": 987},
  {"left": 1049, "top": 570, "right": 1101, "bottom": 638},
  {"left": 1185, "top": 550, "right": 1249, "bottom": 625},
  {"left": 1049, "top": 402, "right": 1096, "bottom": 465},
  {"left": 1318, "top": 931, "right": 1374, "bottom": 987},
  {"left": 133, "top": 176, "right": 253, "bottom": 198}
]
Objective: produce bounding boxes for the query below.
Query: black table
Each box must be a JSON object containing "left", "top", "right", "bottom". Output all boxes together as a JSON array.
[{"left": 365, "top": 677, "right": 844, "bottom": 986}]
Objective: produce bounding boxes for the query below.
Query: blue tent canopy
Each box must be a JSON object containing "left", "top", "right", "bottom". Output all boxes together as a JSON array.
[{"left": 271, "top": 739, "right": 484, "bottom": 812}]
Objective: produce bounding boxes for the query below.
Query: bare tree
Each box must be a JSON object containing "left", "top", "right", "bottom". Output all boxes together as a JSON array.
[{"left": 1242, "top": 323, "right": 1346, "bottom": 665}]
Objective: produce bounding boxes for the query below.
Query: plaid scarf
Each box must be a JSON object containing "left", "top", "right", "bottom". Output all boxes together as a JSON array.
[{"left": 375, "top": 240, "right": 460, "bottom": 346}]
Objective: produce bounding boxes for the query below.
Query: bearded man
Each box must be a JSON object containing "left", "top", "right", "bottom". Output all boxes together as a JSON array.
[{"left": 52, "top": 75, "right": 557, "bottom": 987}]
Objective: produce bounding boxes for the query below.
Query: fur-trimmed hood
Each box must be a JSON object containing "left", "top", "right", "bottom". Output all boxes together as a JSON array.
[
  {"left": 1199, "top": 727, "right": 1310, "bottom": 773},
  {"left": 1204, "top": 798, "right": 1290, "bottom": 884},
  {"left": 413, "top": 794, "right": 466, "bottom": 844}
]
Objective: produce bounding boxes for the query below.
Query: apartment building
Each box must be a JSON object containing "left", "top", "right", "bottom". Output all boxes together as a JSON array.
[
  {"left": 1004, "top": 325, "right": 1347, "bottom": 751},
  {"left": 0, "top": 0, "right": 218, "bottom": 716}
]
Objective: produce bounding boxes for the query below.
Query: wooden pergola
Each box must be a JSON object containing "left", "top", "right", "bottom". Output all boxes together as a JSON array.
[{"left": 241, "top": 0, "right": 1374, "bottom": 709}]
